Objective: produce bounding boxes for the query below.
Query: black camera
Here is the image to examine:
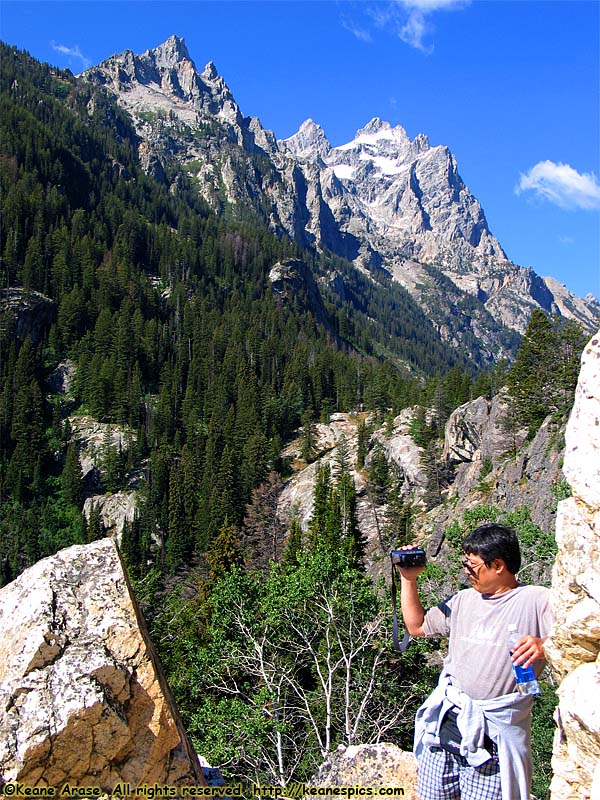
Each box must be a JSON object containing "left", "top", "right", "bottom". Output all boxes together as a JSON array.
[{"left": 390, "top": 547, "right": 427, "bottom": 568}]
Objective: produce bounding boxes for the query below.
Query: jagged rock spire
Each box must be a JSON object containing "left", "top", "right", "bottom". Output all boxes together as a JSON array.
[
  {"left": 147, "top": 35, "right": 192, "bottom": 68},
  {"left": 283, "top": 119, "right": 331, "bottom": 160}
]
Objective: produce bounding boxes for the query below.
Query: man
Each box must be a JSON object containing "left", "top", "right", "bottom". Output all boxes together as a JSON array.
[{"left": 397, "top": 523, "right": 553, "bottom": 800}]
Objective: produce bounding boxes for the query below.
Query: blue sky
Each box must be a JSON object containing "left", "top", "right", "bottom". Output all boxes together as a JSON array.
[{"left": 2, "top": 0, "right": 599, "bottom": 300}]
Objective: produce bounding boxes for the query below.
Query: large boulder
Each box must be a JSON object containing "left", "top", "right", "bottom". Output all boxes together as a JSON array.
[
  {"left": 0, "top": 538, "right": 205, "bottom": 790},
  {"left": 310, "top": 743, "right": 418, "bottom": 798},
  {"left": 443, "top": 395, "right": 492, "bottom": 465},
  {"left": 545, "top": 331, "right": 600, "bottom": 800}
]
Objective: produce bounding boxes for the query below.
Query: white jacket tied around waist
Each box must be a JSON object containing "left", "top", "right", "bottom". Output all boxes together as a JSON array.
[{"left": 414, "top": 671, "right": 533, "bottom": 800}]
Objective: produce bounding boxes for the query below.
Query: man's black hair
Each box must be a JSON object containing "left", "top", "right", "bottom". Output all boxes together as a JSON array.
[{"left": 461, "top": 523, "right": 521, "bottom": 575}]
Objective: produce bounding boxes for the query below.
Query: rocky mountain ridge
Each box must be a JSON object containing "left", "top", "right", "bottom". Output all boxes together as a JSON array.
[{"left": 82, "top": 36, "right": 599, "bottom": 363}]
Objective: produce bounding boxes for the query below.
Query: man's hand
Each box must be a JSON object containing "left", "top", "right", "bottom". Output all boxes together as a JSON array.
[
  {"left": 511, "top": 635, "right": 546, "bottom": 668},
  {"left": 394, "top": 543, "right": 427, "bottom": 581}
]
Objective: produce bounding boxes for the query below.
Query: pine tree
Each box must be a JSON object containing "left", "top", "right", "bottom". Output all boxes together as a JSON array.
[
  {"left": 355, "top": 417, "right": 368, "bottom": 469},
  {"left": 120, "top": 516, "right": 142, "bottom": 576},
  {"left": 85, "top": 501, "right": 103, "bottom": 542},
  {"left": 61, "top": 442, "right": 83, "bottom": 506},
  {"left": 334, "top": 433, "right": 351, "bottom": 478},
  {"left": 554, "top": 319, "right": 587, "bottom": 417},
  {"left": 308, "top": 463, "right": 332, "bottom": 547},
  {"left": 336, "top": 470, "right": 364, "bottom": 567},
  {"left": 368, "top": 440, "right": 389, "bottom": 504},
  {"left": 507, "top": 310, "right": 556, "bottom": 434},
  {"left": 240, "top": 472, "right": 285, "bottom": 571},
  {"left": 282, "top": 508, "right": 304, "bottom": 568},
  {"left": 300, "top": 407, "right": 318, "bottom": 463},
  {"left": 422, "top": 439, "right": 445, "bottom": 509},
  {"left": 166, "top": 461, "right": 189, "bottom": 574},
  {"left": 205, "top": 519, "right": 244, "bottom": 583}
]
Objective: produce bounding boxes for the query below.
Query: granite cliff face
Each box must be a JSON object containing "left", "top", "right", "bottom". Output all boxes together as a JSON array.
[
  {"left": 276, "top": 394, "right": 565, "bottom": 585},
  {"left": 0, "top": 538, "right": 205, "bottom": 789},
  {"left": 285, "top": 116, "right": 505, "bottom": 266},
  {"left": 425, "top": 391, "right": 565, "bottom": 539},
  {"left": 545, "top": 331, "right": 600, "bottom": 800},
  {"left": 82, "top": 36, "right": 599, "bottom": 364}
]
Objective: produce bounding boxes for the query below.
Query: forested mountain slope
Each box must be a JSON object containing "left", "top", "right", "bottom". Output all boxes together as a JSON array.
[{"left": 1, "top": 42, "right": 481, "bottom": 582}]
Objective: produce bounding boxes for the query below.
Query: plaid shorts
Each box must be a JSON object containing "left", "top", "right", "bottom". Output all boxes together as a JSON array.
[{"left": 417, "top": 745, "right": 502, "bottom": 800}]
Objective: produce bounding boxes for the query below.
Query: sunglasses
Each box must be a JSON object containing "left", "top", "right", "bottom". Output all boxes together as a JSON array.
[{"left": 461, "top": 558, "right": 486, "bottom": 577}]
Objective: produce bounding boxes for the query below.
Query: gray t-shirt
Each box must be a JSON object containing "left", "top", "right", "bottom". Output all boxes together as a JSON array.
[{"left": 422, "top": 584, "right": 553, "bottom": 700}]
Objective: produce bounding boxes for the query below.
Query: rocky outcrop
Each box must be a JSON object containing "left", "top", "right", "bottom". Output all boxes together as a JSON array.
[
  {"left": 277, "top": 410, "right": 430, "bottom": 580},
  {"left": 269, "top": 258, "right": 330, "bottom": 329},
  {"left": 278, "top": 413, "right": 363, "bottom": 529},
  {"left": 0, "top": 538, "right": 205, "bottom": 790},
  {"left": 83, "top": 491, "right": 140, "bottom": 536},
  {"left": 47, "top": 359, "right": 77, "bottom": 395},
  {"left": 430, "top": 391, "right": 563, "bottom": 535},
  {"left": 0, "top": 288, "right": 57, "bottom": 345},
  {"left": 68, "top": 415, "right": 135, "bottom": 487},
  {"left": 545, "top": 331, "right": 600, "bottom": 800},
  {"left": 443, "top": 395, "right": 497, "bottom": 465},
  {"left": 370, "top": 409, "right": 429, "bottom": 504},
  {"left": 276, "top": 395, "right": 567, "bottom": 582},
  {"left": 310, "top": 743, "right": 417, "bottom": 798}
]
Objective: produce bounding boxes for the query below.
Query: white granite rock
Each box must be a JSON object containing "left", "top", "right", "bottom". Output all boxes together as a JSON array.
[
  {"left": 563, "top": 334, "right": 600, "bottom": 507},
  {"left": 310, "top": 743, "right": 418, "bottom": 798},
  {"left": 0, "top": 538, "right": 204, "bottom": 790},
  {"left": 547, "top": 330, "right": 600, "bottom": 800},
  {"left": 83, "top": 491, "right": 139, "bottom": 536}
]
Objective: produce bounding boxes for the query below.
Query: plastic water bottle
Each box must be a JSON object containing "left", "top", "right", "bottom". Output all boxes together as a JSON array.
[{"left": 508, "top": 623, "right": 541, "bottom": 696}]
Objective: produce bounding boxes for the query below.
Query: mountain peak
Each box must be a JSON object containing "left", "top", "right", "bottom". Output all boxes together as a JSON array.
[
  {"left": 355, "top": 118, "right": 409, "bottom": 144},
  {"left": 360, "top": 117, "right": 390, "bottom": 134},
  {"left": 282, "top": 118, "right": 331, "bottom": 160},
  {"left": 202, "top": 61, "right": 219, "bottom": 81},
  {"left": 147, "top": 35, "right": 191, "bottom": 68}
]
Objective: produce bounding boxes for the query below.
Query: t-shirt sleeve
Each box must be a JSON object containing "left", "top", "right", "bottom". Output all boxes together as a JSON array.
[
  {"left": 538, "top": 587, "right": 554, "bottom": 638},
  {"left": 422, "top": 592, "right": 458, "bottom": 638}
]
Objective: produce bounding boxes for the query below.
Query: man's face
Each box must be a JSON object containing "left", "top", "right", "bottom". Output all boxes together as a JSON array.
[{"left": 462, "top": 552, "right": 501, "bottom": 594}]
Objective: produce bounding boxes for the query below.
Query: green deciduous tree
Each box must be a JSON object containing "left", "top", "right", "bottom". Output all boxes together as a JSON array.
[{"left": 186, "top": 548, "right": 419, "bottom": 788}]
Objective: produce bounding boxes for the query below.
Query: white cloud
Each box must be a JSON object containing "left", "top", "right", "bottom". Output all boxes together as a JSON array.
[
  {"left": 341, "top": 17, "right": 373, "bottom": 43},
  {"left": 361, "top": 0, "right": 469, "bottom": 53},
  {"left": 401, "top": 0, "right": 467, "bottom": 9},
  {"left": 516, "top": 160, "right": 600, "bottom": 211},
  {"left": 399, "top": 8, "right": 431, "bottom": 52},
  {"left": 51, "top": 41, "right": 91, "bottom": 71}
]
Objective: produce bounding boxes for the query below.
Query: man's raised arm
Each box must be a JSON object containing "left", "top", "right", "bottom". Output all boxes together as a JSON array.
[{"left": 396, "top": 545, "right": 427, "bottom": 637}]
